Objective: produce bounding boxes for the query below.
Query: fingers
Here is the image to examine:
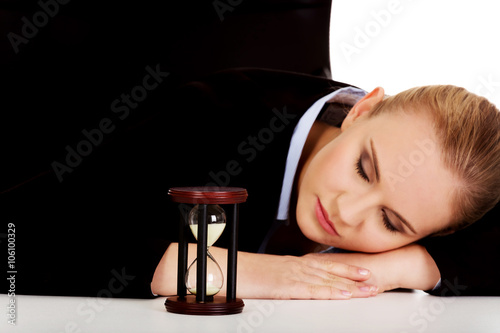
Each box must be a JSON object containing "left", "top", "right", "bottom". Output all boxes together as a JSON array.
[
  {"left": 304, "top": 283, "right": 354, "bottom": 300},
  {"left": 304, "top": 253, "right": 372, "bottom": 282},
  {"left": 310, "top": 275, "right": 378, "bottom": 299},
  {"left": 295, "top": 254, "right": 379, "bottom": 299},
  {"left": 286, "top": 281, "right": 378, "bottom": 300},
  {"left": 349, "top": 283, "right": 379, "bottom": 298},
  {"left": 279, "top": 265, "right": 375, "bottom": 300},
  {"left": 256, "top": 253, "right": 379, "bottom": 300}
]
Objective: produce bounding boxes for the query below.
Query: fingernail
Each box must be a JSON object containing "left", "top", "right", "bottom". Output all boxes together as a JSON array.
[
  {"left": 342, "top": 290, "right": 352, "bottom": 296},
  {"left": 359, "top": 286, "right": 371, "bottom": 292},
  {"left": 358, "top": 269, "right": 369, "bottom": 276}
]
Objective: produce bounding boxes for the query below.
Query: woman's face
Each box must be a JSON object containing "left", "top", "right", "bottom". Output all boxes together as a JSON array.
[{"left": 296, "top": 102, "right": 457, "bottom": 253}]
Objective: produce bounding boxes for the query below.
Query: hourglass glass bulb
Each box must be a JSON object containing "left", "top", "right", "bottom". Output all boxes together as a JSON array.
[
  {"left": 186, "top": 204, "right": 226, "bottom": 296},
  {"left": 188, "top": 204, "right": 226, "bottom": 246},
  {"left": 185, "top": 255, "right": 224, "bottom": 296}
]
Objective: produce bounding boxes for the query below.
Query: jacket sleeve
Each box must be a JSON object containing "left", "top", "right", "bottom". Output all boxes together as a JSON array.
[{"left": 419, "top": 203, "right": 500, "bottom": 296}]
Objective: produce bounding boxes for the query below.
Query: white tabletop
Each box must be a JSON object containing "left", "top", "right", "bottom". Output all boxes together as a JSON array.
[{"left": 2, "top": 291, "right": 500, "bottom": 333}]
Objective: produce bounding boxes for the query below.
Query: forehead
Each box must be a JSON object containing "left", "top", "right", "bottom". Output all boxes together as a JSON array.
[{"left": 366, "top": 112, "right": 456, "bottom": 233}]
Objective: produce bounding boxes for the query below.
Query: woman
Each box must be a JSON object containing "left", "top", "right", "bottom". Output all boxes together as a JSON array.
[
  {"left": 152, "top": 69, "right": 500, "bottom": 299},
  {"left": 7, "top": 68, "right": 500, "bottom": 299}
]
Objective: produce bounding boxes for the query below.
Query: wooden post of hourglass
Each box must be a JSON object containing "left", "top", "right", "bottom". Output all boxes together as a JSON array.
[
  {"left": 195, "top": 203, "right": 208, "bottom": 302},
  {"left": 166, "top": 186, "right": 247, "bottom": 315}
]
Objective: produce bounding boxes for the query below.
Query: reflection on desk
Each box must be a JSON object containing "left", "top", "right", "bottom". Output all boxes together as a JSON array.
[{"left": 2, "top": 291, "right": 500, "bottom": 333}]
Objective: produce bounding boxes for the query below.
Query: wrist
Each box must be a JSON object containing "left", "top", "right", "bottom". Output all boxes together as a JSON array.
[{"left": 237, "top": 251, "right": 287, "bottom": 299}]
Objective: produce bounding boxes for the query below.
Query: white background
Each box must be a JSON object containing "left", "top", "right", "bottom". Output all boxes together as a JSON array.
[{"left": 330, "top": 0, "right": 500, "bottom": 107}]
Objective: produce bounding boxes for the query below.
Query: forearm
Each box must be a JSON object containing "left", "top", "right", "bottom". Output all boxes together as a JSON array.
[
  {"left": 151, "top": 243, "right": 377, "bottom": 299},
  {"left": 150, "top": 243, "right": 314, "bottom": 298}
]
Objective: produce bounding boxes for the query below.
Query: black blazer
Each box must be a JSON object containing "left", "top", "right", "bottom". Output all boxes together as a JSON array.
[
  {"left": 3, "top": 68, "right": 348, "bottom": 297},
  {"left": 421, "top": 203, "right": 500, "bottom": 296}
]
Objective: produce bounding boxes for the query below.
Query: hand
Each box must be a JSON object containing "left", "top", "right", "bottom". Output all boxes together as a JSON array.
[
  {"left": 315, "top": 244, "right": 441, "bottom": 293},
  {"left": 237, "top": 251, "right": 378, "bottom": 300}
]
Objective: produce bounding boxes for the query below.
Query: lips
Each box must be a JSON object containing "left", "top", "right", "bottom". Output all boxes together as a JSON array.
[{"left": 315, "top": 197, "right": 339, "bottom": 237}]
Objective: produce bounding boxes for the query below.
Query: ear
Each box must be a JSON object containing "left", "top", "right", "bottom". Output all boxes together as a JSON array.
[{"left": 341, "top": 87, "right": 385, "bottom": 131}]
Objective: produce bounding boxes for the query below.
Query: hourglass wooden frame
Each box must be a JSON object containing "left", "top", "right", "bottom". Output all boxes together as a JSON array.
[{"left": 166, "top": 186, "right": 248, "bottom": 315}]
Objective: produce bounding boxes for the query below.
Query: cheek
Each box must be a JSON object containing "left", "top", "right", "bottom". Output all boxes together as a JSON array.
[{"left": 308, "top": 141, "right": 354, "bottom": 189}]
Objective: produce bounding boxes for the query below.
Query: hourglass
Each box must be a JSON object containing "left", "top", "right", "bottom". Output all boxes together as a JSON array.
[{"left": 166, "top": 186, "right": 247, "bottom": 315}]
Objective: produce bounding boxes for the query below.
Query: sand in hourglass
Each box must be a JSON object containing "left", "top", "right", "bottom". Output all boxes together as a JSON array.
[
  {"left": 189, "top": 223, "right": 226, "bottom": 247},
  {"left": 188, "top": 277, "right": 222, "bottom": 296},
  {"left": 188, "top": 223, "right": 226, "bottom": 295}
]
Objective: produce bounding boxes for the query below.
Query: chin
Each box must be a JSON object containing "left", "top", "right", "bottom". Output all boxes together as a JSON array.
[
  {"left": 297, "top": 220, "right": 332, "bottom": 249},
  {"left": 295, "top": 213, "right": 319, "bottom": 241}
]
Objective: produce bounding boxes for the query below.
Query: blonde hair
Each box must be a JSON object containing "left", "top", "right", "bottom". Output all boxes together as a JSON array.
[{"left": 369, "top": 85, "right": 500, "bottom": 234}]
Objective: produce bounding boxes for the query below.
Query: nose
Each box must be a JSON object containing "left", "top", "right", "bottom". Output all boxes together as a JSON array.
[{"left": 335, "top": 189, "right": 382, "bottom": 228}]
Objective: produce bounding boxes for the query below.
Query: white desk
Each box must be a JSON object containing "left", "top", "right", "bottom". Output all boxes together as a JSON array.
[{"left": 2, "top": 291, "right": 500, "bottom": 333}]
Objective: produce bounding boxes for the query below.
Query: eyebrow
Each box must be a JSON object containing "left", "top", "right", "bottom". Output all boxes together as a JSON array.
[
  {"left": 392, "top": 210, "right": 417, "bottom": 234},
  {"left": 370, "top": 139, "right": 380, "bottom": 182},
  {"left": 370, "top": 138, "right": 418, "bottom": 235}
]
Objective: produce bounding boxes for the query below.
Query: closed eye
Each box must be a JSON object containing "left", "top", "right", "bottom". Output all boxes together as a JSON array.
[
  {"left": 356, "top": 155, "right": 400, "bottom": 234},
  {"left": 355, "top": 156, "right": 369, "bottom": 182},
  {"left": 382, "top": 210, "right": 398, "bottom": 233}
]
